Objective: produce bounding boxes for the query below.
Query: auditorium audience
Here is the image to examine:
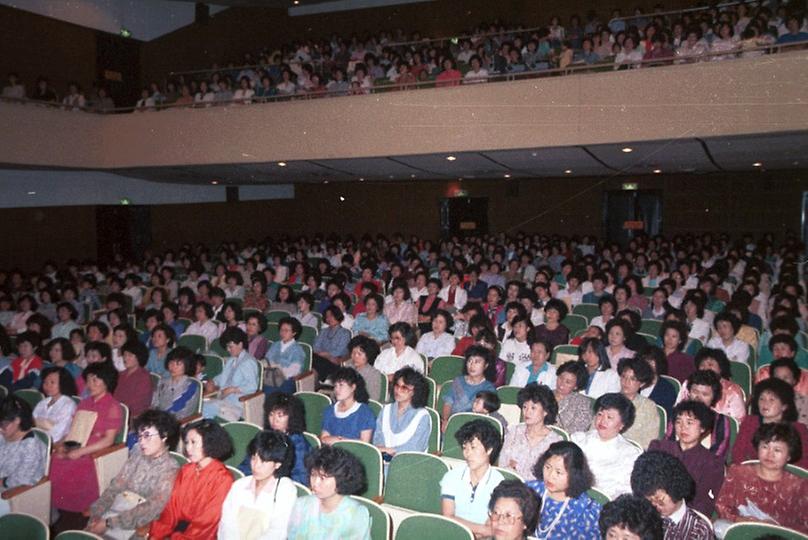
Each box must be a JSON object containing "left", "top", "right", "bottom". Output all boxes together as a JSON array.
[{"left": 373, "top": 367, "right": 431, "bottom": 457}]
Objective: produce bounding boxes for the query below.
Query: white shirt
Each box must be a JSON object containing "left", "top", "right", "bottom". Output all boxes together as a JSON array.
[
  {"left": 583, "top": 368, "right": 621, "bottom": 399},
  {"left": 438, "top": 286, "right": 467, "bottom": 310},
  {"left": 706, "top": 336, "right": 750, "bottom": 365},
  {"left": 510, "top": 361, "right": 557, "bottom": 389},
  {"left": 463, "top": 69, "right": 489, "bottom": 83},
  {"left": 233, "top": 88, "right": 254, "bottom": 103},
  {"left": 374, "top": 345, "right": 423, "bottom": 375},
  {"left": 499, "top": 338, "right": 531, "bottom": 365},
  {"left": 415, "top": 332, "right": 455, "bottom": 359},
  {"left": 32, "top": 394, "right": 77, "bottom": 443},
  {"left": 688, "top": 318, "right": 711, "bottom": 343},
  {"left": 184, "top": 319, "right": 221, "bottom": 346},
  {"left": 570, "top": 430, "right": 640, "bottom": 499},
  {"left": 218, "top": 475, "right": 297, "bottom": 540}
]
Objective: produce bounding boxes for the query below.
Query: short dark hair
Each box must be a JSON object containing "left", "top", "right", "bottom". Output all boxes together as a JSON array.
[
  {"left": 630, "top": 450, "right": 694, "bottom": 503},
  {"left": 770, "top": 357, "right": 801, "bottom": 384},
  {"left": 660, "top": 320, "right": 688, "bottom": 351},
  {"left": 165, "top": 346, "right": 194, "bottom": 375},
  {"left": 454, "top": 418, "right": 502, "bottom": 464},
  {"left": 388, "top": 321, "right": 416, "bottom": 345},
  {"left": 248, "top": 430, "right": 294, "bottom": 478},
  {"left": 87, "top": 321, "right": 110, "bottom": 339},
  {"left": 393, "top": 367, "right": 429, "bottom": 408},
  {"left": 671, "top": 400, "right": 715, "bottom": 432},
  {"left": 488, "top": 480, "right": 540, "bottom": 532},
  {"left": 556, "top": 361, "right": 589, "bottom": 391},
  {"left": 516, "top": 383, "right": 558, "bottom": 424},
  {"left": 543, "top": 298, "right": 568, "bottom": 320},
  {"left": 44, "top": 337, "right": 76, "bottom": 362},
  {"left": 617, "top": 356, "right": 655, "bottom": 388},
  {"left": 333, "top": 366, "right": 369, "bottom": 403},
  {"left": 39, "top": 366, "right": 78, "bottom": 396},
  {"left": 686, "top": 370, "right": 723, "bottom": 406},
  {"left": 246, "top": 312, "right": 268, "bottom": 333},
  {"left": 134, "top": 409, "right": 181, "bottom": 450},
  {"left": 694, "top": 347, "right": 731, "bottom": 379},
  {"left": 194, "top": 301, "right": 214, "bottom": 319},
  {"left": 15, "top": 330, "right": 42, "bottom": 350},
  {"left": 578, "top": 337, "right": 611, "bottom": 372},
  {"left": 532, "top": 441, "right": 594, "bottom": 498},
  {"left": 85, "top": 341, "right": 112, "bottom": 361},
  {"left": 182, "top": 419, "right": 233, "bottom": 461},
  {"left": 278, "top": 316, "right": 302, "bottom": 339},
  {"left": 57, "top": 301, "right": 79, "bottom": 320},
  {"left": 264, "top": 392, "right": 307, "bottom": 433},
  {"left": 348, "top": 335, "right": 381, "bottom": 366},
  {"left": 220, "top": 326, "right": 249, "bottom": 349},
  {"left": 474, "top": 390, "right": 500, "bottom": 413},
  {"left": 0, "top": 395, "right": 34, "bottom": 431},
  {"left": 713, "top": 312, "right": 741, "bottom": 334},
  {"left": 751, "top": 378, "right": 797, "bottom": 422},
  {"left": 638, "top": 345, "right": 668, "bottom": 376},
  {"left": 323, "top": 305, "right": 344, "bottom": 323},
  {"left": 305, "top": 445, "right": 367, "bottom": 495},
  {"left": 753, "top": 422, "right": 803, "bottom": 464},
  {"left": 599, "top": 494, "right": 663, "bottom": 540},
  {"left": 593, "top": 393, "right": 635, "bottom": 432},
  {"left": 463, "top": 344, "right": 497, "bottom": 382},
  {"left": 122, "top": 340, "right": 149, "bottom": 367},
  {"left": 769, "top": 334, "right": 798, "bottom": 355},
  {"left": 599, "top": 295, "right": 618, "bottom": 313},
  {"left": 83, "top": 361, "right": 119, "bottom": 393}
]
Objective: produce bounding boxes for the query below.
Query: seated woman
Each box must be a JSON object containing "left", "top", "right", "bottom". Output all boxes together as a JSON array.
[
  {"left": 577, "top": 337, "right": 621, "bottom": 399},
  {"left": 287, "top": 445, "right": 370, "bottom": 539},
  {"left": 617, "top": 356, "right": 660, "bottom": 449},
  {"left": 374, "top": 322, "right": 424, "bottom": 382},
  {"left": 257, "top": 392, "right": 312, "bottom": 486},
  {"left": 203, "top": 327, "right": 259, "bottom": 422},
  {"left": 488, "top": 480, "right": 541, "bottom": 540},
  {"left": 183, "top": 301, "right": 221, "bottom": 348},
  {"left": 0, "top": 331, "right": 43, "bottom": 391},
  {"left": 510, "top": 337, "right": 557, "bottom": 388},
  {"left": 51, "top": 362, "right": 123, "bottom": 514},
  {"left": 630, "top": 450, "right": 713, "bottom": 539},
  {"left": 87, "top": 410, "right": 180, "bottom": 538},
  {"left": 598, "top": 495, "right": 663, "bottom": 539},
  {"left": 715, "top": 422, "right": 808, "bottom": 535},
  {"left": 707, "top": 312, "right": 750, "bottom": 365},
  {"left": 52, "top": 301, "right": 81, "bottom": 340},
  {"left": 570, "top": 393, "right": 642, "bottom": 499},
  {"left": 311, "top": 306, "right": 351, "bottom": 384},
  {"left": 731, "top": 378, "right": 808, "bottom": 467},
  {"left": 320, "top": 367, "right": 375, "bottom": 444},
  {"left": 499, "top": 312, "right": 531, "bottom": 362},
  {"left": 668, "top": 369, "right": 733, "bottom": 459},
  {"left": 0, "top": 396, "right": 48, "bottom": 516},
  {"left": 346, "top": 336, "right": 384, "bottom": 402},
  {"left": 526, "top": 441, "right": 601, "bottom": 539},
  {"left": 499, "top": 383, "right": 563, "bottom": 481},
  {"left": 416, "top": 309, "right": 456, "bottom": 360},
  {"left": 243, "top": 279, "right": 270, "bottom": 312},
  {"left": 5, "top": 293, "right": 35, "bottom": 335},
  {"left": 683, "top": 295, "right": 710, "bottom": 344},
  {"left": 441, "top": 345, "right": 498, "bottom": 431},
  {"left": 641, "top": 287, "right": 669, "bottom": 321},
  {"left": 637, "top": 346, "right": 677, "bottom": 416},
  {"left": 221, "top": 301, "right": 246, "bottom": 332},
  {"left": 45, "top": 337, "right": 83, "bottom": 388},
  {"left": 352, "top": 294, "right": 389, "bottom": 343},
  {"left": 270, "top": 285, "right": 297, "bottom": 314},
  {"left": 761, "top": 357, "right": 808, "bottom": 424},
  {"left": 245, "top": 312, "right": 270, "bottom": 361},
  {"left": 553, "top": 361, "right": 594, "bottom": 434},
  {"left": 532, "top": 299, "right": 570, "bottom": 350},
  {"left": 264, "top": 317, "right": 306, "bottom": 393},
  {"left": 219, "top": 431, "right": 297, "bottom": 539},
  {"left": 151, "top": 346, "right": 200, "bottom": 421},
  {"left": 114, "top": 340, "right": 153, "bottom": 421},
  {"left": 416, "top": 278, "right": 443, "bottom": 334},
  {"left": 149, "top": 419, "right": 234, "bottom": 539},
  {"left": 661, "top": 320, "right": 696, "bottom": 382},
  {"left": 373, "top": 367, "right": 431, "bottom": 458},
  {"left": 649, "top": 400, "right": 725, "bottom": 516},
  {"left": 604, "top": 319, "right": 635, "bottom": 370},
  {"left": 294, "top": 292, "right": 319, "bottom": 329},
  {"left": 383, "top": 281, "right": 418, "bottom": 326},
  {"left": 440, "top": 419, "right": 505, "bottom": 537},
  {"left": 676, "top": 347, "right": 747, "bottom": 421},
  {"left": 590, "top": 295, "right": 617, "bottom": 331},
  {"left": 33, "top": 366, "right": 78, "bottom": 443}
]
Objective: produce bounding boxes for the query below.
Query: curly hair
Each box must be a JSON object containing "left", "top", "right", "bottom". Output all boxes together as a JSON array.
[
  {"left": 753, "top": 422, "right": 803, "bottom": 464},
  {"left": 532, "top": 441, "right": 594, "bottom": 498},
  {"left": 392, "top": 367, "right": 429, "bottom": 409},
  {"left": 264, "top": 392, "right": 307, "bottom": 433},
  {"left": 305, "top": 445, "right": 367, "bottom": 495},
  {"left": 488, "top": 480, "right": 540, "bottom": 533},
  {"left": 751, "top": 378, "right": 797, "bottom": 422},
  {"left": 694, "top": 347, "right": 732, "bottom": 380},
  {"left": 599, "top": 494, "right": 663, "bottom": 540},
  {"left": 134, "top": 409, "right": 181, "bottom": 450},
  {"left": 660, "top": 320, "right": 688, "bottom": 352},
  {"left": 165, "top": 346, "right": 195, "bottom": 375},
  {"left": 630, "top": 450, "right": 694, "bottom": 503},
  {"left": 248, "top": 430, "right": 294, "bottom": 478},
  {"left": 278, "top": 316, "right": 302, "bottom": 339},
  {"left": 617, "top": 356, "right": 655, "bottom": 388},
  {"left": 122, "top": 340, "right": 149, "bottom": 368},
  {"left": 333, "top": 366, "right": 370, "bottom": 403},
  {"left": 463, "top": 344, "right": 497, "bottom": 382},
  {"left": 671, "top": 400, "right": 715, "bottom": 432},
  {"left": 83, "top": 361, "right": 119, "bottom": 394},
  {"left": 220, "top": 326, "right": 248, "bottom": 349},
  {"left": 556, "top": 361, "right": 589, "bottom": 391},
  {"left": 543, "top": 298, "right": 569, "bottom": 321},
  {"left": 0, "top": 395, "right": 34, "bottom": 431},
  {"left": 594, "top": 393, "right": 635, "bottom": 433},
  {"left": 348, "top": 335, "right": 381, "bottom": 366},
  {"left": 454, "top": 419, "right": 502, "bottom": 464},
  {"left": 516, "top": 383, "right": 558, "bottom": 425},
  {"left": 182, "top": 419, "right": 233, "bottom": 462},
  {"left": 39, "top": 366, "right": 78, "bottom": 397}
]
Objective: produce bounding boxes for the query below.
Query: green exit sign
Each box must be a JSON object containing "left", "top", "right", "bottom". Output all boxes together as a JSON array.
[{"left": 622, "top": 183, "right": 638, "bottom": 191}]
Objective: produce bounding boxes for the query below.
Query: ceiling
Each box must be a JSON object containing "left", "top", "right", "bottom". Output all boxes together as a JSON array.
[{"left": 112, "top": 130, "right": 807, "bottom": 185}]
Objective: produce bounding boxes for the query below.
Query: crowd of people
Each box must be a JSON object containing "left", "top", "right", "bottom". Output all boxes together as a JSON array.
[
  {"left": 3, "top": 2, "right": 807, "bottom": 112},
  {"left": 1, "top": 228, "right": 808, "bottom": 538}
]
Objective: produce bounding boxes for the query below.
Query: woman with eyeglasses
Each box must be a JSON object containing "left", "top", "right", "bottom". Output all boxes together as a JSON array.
[
  {"left": 488, "top": 480, "right": 540, "bottom": 540},
  {"left": 373, "top": 367, "right": 432, "bottom": 459},
  {"left": 86, "top": 409, "right": 180, "bottom": 538}
]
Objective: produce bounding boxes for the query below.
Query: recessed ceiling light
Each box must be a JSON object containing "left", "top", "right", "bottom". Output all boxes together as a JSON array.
[
  {"left": 210, "top": 181, "right": 218, "bottom": 185},
  {"left": 621, "top": 147, "right": 633, "bottom": 153},
  {"left": 564, "top": 169, "right": 572, "bottom": 174},
  {"left": 359, "top": 177, "right": 364, "bottom": 182},
  {"left": 653, "top": 169, "right": 662, "bottom": 174},
  {"left": 27, "top": 191, "right": 36, "bottom": 195},
  {"left": 339, "top": 196, "right": 345, "bottom": 201},
  {"left": 446, "top": 155, "right": 457, "bottom": 161},
  {"left": 752, "top": 162, "right": 762, "bottom": 167},
  {"left": 504, "top": 173, "right": 511, "bottom": 178},
  {"left": 277, "top": 162, "right": 287, "bottom": 167},
  {"left": 323, "top": 180, "right": 329, "bottom": 184},
  {"left": 410, "top": 174, "right": 416, "bottom": 178},
  {"left": 531, "top": 152, "right": 538, "bottom": 157},
  {"left": 293, "top": 0, "right": 299, "bottom": 4}
]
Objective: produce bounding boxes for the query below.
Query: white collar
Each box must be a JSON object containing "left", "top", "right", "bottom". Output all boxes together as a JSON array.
[
  {"left": 669, "top": 501, "right": 688, "bottom": 524},
  {"left": 334, "top": 401, "right": 361, "bottom": 418}
]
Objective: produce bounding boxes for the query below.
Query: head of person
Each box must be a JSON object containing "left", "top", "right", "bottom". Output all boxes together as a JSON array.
[
  {"left": 671, "top": 400, "right": 715, "bottom": 448},
  {"left": 322, "top": 305, "right": 344, "bottom": 328},
  {"left": 0, "top": 395, "right": 34, "bottom": 441},
  {"left": 182, "top": 418, "right": 233, "bottom": 464},
  {"left": 332, "top": 366, "right": 369, "bottom": 404},
  {"left": 516, "top": 383, "right": 558, "bottom": 427},
  {"left": 593, "top": 393, "right": 635, "bottom": 441},
  {"left": 472, "top": 391, "right": 501, "bottom": 415},
  {"left": 83, "top": 361, "right": 118, "bottom": 396},
  {"left": 543, "top": 299, "right": 568, "bottom": 323},
  {"left": 364, "top": 293, "right": 383, "bottom": 315},
  {"left": 686, "top": 369, "right": 723, "bottom": 407},
  {"left": 769, "top": 334, "right": 798, "bottom": 361},
  {"left": 15, "top": 331, "right": 41, "bottom": 359},
  {"left": 134, "top": 409, "right": 181, "bottom": 456},
  {"left": 245, "top": 313, "right": 268, "bottom": 337},
  {"left": 488, "top": 480, "right": 541, "bottom": 540},
  {"left": 306, "top": 445, "right": 367, "bottom": 500},
  {"left": 605, "top": 318, "right": 632, "bottom": 349},
  {"left": 463, "top": 344, "right": 497, "bottom": 382},
  {"left": 392, "top": 367, "right": 429, "bottom": 408},
  {"left": 348, "top": 335, "right": 380, "bottom": 369},
  {"left": 39, "top": 365, "right": 78, "bottom": 398},
  {"left": 769, "top": 357, "right": 802, "bottom": 389},
  {"left": 713, "top": 312, "right": 741, "bottom": 340},
  {"left": 165, "top": 346, "right": 194, "bottom": 377},
  {"left": 630, "top": 451, "right": 694, "bottom": 518},
  {"left": 693, "top": 348, "right": 731, "bottom": 380},
  {"left": 388, "top": 322, "right": 416, "bottom": 351},
  {"left": 555, "top": 361, "right": 589, "bottom": 397},
  {"left": 455, "top": 418, "right": 502, "bottom": 467},
  {"left": 617, "top": 356, "right": 654, "bottom": 398},
  {"left": 754, "top": 421, "right": 803, "bottom": 468},
  {"left": 598, "top": 494, "right": 663, "bottom": 540},
  {"left": 264, "top": 392, "right": 307, "bottom": 434},
  {"left": 248, "top": 430, "right": 294, "bottom": 481},
  {"left": 660, "top": 320, "right": 688, "bottom": 352},
  {"left": 533, "top": 440, "right": 594, "bottom": 499},
  {"left": 220, "top": 327, "right": 249, "bottom": 356},
  {"left": 278, "top": 316, "right": 302, "bottom": 343},
  {"left": 432, "top": 309, "right": 453, "bottom": 335},
  {"left": 578, "top": 337, "right": 611, "bottom": 372},
  {"left": 751, "top": 378, "right": 797, "bottom": 423}
]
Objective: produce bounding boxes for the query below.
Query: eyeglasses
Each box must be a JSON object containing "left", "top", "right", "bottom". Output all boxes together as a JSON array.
[
  {"left": 394, "top": 382, "right": 414, "bottom": 391},
  {"left": 137, "top": 431, "right": 160, "bottom": 441},
  {"left": 489, "top": 511, "right": 523, "bottom": 524}
]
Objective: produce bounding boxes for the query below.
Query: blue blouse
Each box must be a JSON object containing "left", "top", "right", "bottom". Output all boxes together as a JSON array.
[
  {"left": 352, "top": 313, "right": 389, "bottom": 343},
  {"left": 526, "top": 480, "right": 601, "bottom": 540},
  {"left": 321, "top": 402, "right": 376, "bottom": 440},
  {"left": 443, "top": 376, "right": 497, "bottom": 416}
]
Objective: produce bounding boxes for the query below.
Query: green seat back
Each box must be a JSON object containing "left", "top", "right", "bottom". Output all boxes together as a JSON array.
[
  {"left": 178, "top": 334, "right": 206, "bottom": 353},
  {"left": 549, "top": 425, "right": 570, "bottom": 441},
  {"left": 170, "top": 451, "right": 189, "bottom": 466},
  {"left": 14, "top": 389, "right": 44, "bottom": 409},
  {"left": 494, "top": 466, "right": 523, "bottom": 482},
  {"left": 299, "top": 326, "right": 317, "bottom": 346},
  {"left": 430, "top": 356, "right": 465, "bottom": 386},
  {"left": 442, "top": 413, "right": 502, "bottom": 459},
  {"left": 572, "top": 303, "right": 600, "bottom": 323},
  {"left": 0, "top": 513, "right": 49, "bottom": 540},
  {"left": 115, "top": 403, "right": 130, "bottom": 444},
  {"left": 561, "top": 314, "right": 588, "bottom": 336},
  {"left": 425, "top": 377, "right": 437, "bottom": 409},
  {"left": 262, "top": 323, "right": 280, "bottom": 341},
  {"left": 222, "top": 421, "right": 261, "bottom": 467},
  {"left": 334, "top": 440, "right": 383, "bottom": 498},
  {"left": 425, "top": 407, "right": 440, "bottom": 454},
  {"left": 550, "top": 344, "right": 579, "bottom": 365},
  {"left": 659, "top": 375, "right": 681, "bottom": 395},
  {"left": 729, "top": 360, "right": 751, "bottom": 399},
  {"left": 587, "top": 487, "right": 610, "bottom": 505},
  {"left": 637, "top": 332, "right": 657, "bottom": 345},
  {"left": 209, "top": 339, "right": 227, "bottom": 357},
  {"left": 55, "top": 531, "right": 104, "bottom": 540},
  {"left": 293, "top": 481, "right": 311, "bottom": 497},
  {"left": 299, "top": 342, "right": 313, "bottom": 372},
  {"left": 505, "top": 361, "right": 515, "bottom": 383},
  {"left": 496, "top": 385, "right": 520, "bottom": 406},
  {"left": 395, "top": 514, "right": 473, "bottom": 540},
  {"left": 724, "top": 523, "right": 808, "bottom": 540},
  {"left": 656, "top": 404, "right": 667, "bottom": 439},
  {"left": 227, "top": 465, "right": 245, "bottom": 481},
  {"left": 266, "top": 311, "right": 288, "bottom": 324},
  {"left": 296, "top": 391, "right": 332, "bottom": 434},
  {"left": 202, "top": 354, "right": 224, "bottom": 381},
  {"left": 303, "top": 431, "right": 321, "bottom": 449},
  {"left": 384, "top": 452, "right": 450, "bottom": 513},
  {"left": 640, "top": 319, "right": 663, "bottom": 336},
  {"left": 368, "top": 399, "right": 383, "bottom": 417},
  {"left": 352, "top": 496, "right": 391, "bottom": 540}
]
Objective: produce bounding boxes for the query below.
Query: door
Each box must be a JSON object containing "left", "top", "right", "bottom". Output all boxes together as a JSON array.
[
  {"left": 603, "top": 190, "right": 663, "bottom": 245},
  {"left": 440, "top": 197, "right": 488, "bottom": 237}
]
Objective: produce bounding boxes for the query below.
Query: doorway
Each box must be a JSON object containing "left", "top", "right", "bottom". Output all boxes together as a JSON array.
[
  {"left": 603, "top": 190, "right": 663, "bottom": 245},
  {"left": 440, "top": 197, "right": 489, "bottom": 237}
]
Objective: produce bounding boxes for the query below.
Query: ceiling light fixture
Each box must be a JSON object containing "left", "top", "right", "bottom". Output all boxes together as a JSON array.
[
  {"left": 27, "top": 191, "right": 36, "bottom": 195},
  {"left": 564, "top": 169, "right": 572, "bottom": 174},
  {"left": 446, "top": 155, "right": 457, "bottom": 161},
  {"left": 621, "top": 147, "right": 633, "bottom": 153},
  {"left": 210, "top": 181, "right": 218, "bottom": 185},
  {"left": 752, "top": 162, "right": 762, "bottom": 167},
  {"left": 277, "top": 162, "right": 287, "bottom": 167},
  {"left": 504, "top": 173, "right": 511, "bottom": 178},
  {"left": 339, "top": 196, "right": 345, "bottom": 201},
  {"left": 653, "top": 169, "right": 662, "bottom": 174},
  {"left": 359, "top": 177, "right": 365, "bottom": 182},
  {"left": 323, "top": 180, "right": 329, "bottom": 184}
]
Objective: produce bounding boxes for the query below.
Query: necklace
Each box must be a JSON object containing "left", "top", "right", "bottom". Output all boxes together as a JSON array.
[{"left": 537, "top": 489, "right": 570, "bottom": 538}]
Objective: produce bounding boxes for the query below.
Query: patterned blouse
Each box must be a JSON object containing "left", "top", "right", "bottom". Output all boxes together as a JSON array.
[
  {"left": 287, "top": 495, "right": 370, "bottom": 540},
  {"left": 555, "top": 392, "right": 593, "bottom": 434},
  {"left": 498, "top": 424, "right": 563, "bottom": 481},
  {"left": 526, "top": 480, "right": 601, "bottom": 540}
]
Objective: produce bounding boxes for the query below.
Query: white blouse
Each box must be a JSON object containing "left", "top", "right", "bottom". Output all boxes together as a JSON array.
[
  {"left": 570, "top": 430, "right": 641, "bottom": 499},
  {"left": 32, "top": 394, "right": 77, "bottom": 443},
  {"left": 218, "top": 475, "right": 297, "bottom": 540}
]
